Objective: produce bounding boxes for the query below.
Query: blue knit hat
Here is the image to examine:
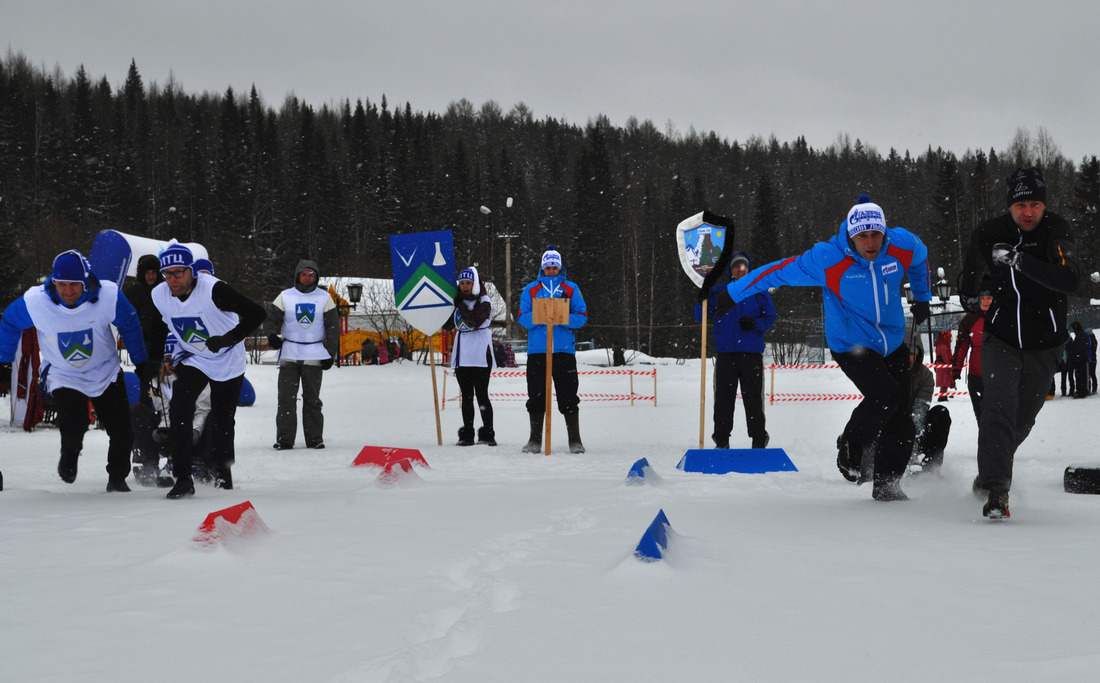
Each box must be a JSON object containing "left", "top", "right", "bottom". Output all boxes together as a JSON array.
[
  {"left": 193, "top": 258, "right": 214, "bottom": 275},
  {"left": 159, "top": 239, "right": 194, "bottom": 274},
  {"left": 458, "top": 268, "right": 475, "bottom": 282},
  {"left": 51, "top": 250, "right": 91, "bottom": 286},
  {"left": 541, "top": 245, "right": 562, "bottom": 270}
]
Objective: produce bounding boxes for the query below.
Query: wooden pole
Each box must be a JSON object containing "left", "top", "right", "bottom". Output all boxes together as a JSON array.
[
  {"left": 533, "top": 298, "right": 569, "bottom": 456},
  {"left": 429, "top": 332, "right": 442, "bottom": 445},
  {"left": 544, "top": 325, "right": 554, "bottom": 456},
  {"left": 699, "top": 304, "right": 708, "bottom": 449}
]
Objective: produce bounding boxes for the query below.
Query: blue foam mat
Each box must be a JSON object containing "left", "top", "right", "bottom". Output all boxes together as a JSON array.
[{"left": 676, "top": 448, "right": 796, "bottom": 474}]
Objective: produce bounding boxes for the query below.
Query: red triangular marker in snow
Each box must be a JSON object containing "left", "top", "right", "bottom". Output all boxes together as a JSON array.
[{"left": 352, "top": 446, "right": 429, "bottom": 468}]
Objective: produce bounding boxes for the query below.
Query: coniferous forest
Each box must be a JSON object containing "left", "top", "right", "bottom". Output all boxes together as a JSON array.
[{"left": 2, "top": 54, "right": 1099, "bottom": 357}]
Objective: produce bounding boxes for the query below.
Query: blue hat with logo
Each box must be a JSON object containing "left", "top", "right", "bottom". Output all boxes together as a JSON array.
[
  {"left": 51, "top": 250, "right": 91, "bottom": 287},
  {"left": 846, "top": 195, "right": 887, "bottom": 238},
  {"left": 159, "top": 239, "right": 194, "bottom": 274}
]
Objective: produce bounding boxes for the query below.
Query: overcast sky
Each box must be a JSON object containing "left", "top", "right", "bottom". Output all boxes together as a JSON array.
[{"left": 5, "top": 1, "right": 1098, "bottom": 164}]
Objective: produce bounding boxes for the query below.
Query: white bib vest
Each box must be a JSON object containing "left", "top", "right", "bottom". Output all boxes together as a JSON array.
[
  {"left": 23, "top": 282, "right": 123, "bottom": 396},
  {"left": 276, "top": 287, "right": 333, "bottom": 361},
  {"left": 152, "top": 275, "right": 246, "bottom": 381},
  {"left": 449, "top": 294, "right": 497, "bottom": 369}
]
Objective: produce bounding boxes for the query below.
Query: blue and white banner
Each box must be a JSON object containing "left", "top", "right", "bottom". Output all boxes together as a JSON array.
[{"left": 389, "top": 230, "right": 457, "bottom": 335}]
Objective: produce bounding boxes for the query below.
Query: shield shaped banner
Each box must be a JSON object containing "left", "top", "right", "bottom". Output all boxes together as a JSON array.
[
  {"left": 675, "top": 211, "right": 735, "bottom": 288},
  {"left": 389, "top": 230, "right": 457, "bottom": 335}
]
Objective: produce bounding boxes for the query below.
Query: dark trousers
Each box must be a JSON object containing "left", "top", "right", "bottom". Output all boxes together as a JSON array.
[
  {"left": 1090, "top": 361, "right": 1098, "bottom": 394},
  {"left": 52, "top": 372, "right": 133, "bottom": 480},
  {"left": 169, "top": 364, "right": 243, "bottom": 480},
  {"left": 456, "top": 366, "right": 493, "bottom": 429},
  {"left": 832, "top": 344, "right": 915, "bottom": 479},
  {"left": 712, "top": 351, "right": 767, "bottom": 443},
  {"left": 977, "top": 335, "right": 1059, "bottom": 492},
  {"left": 917, "top": 404, "right": 952, "bottom": 460},
  {"left": 526, "top": 353, "right": 580, "bottom": 416},
  {"left": 1060, "top": 365, "right": 1074, "bottom": 396},
  {"left": 1073, "top": 361, "right": 1089, "bottom": 397},
  {"left": 966, "top": 374, "right": 984, "bottom": 421},
  {"left": 276, "top": 361, "right": 324, "bottom": 446}
]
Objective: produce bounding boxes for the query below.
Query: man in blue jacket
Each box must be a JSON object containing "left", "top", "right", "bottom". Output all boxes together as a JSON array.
[
  {"left": 0, "top": 250, "right": 148, "bottom": 491},
  {"left": 720, "top": 196, "right": 932, "bottom": 501},
  {"left": 694, "top": 251, "right": 777, "bottom": 449},
  {"left": 517, "top": 246, "right": 589, "bottom": 453}
]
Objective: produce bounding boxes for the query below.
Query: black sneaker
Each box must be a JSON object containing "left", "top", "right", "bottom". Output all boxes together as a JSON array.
[
  {"left": 983, "top": 490, "right": 1010, "bottom": 519},
  {"left": 751, "top": 432, "right": 770, "bottom": 449},
  {"left": 58, "top": 449, "right": 79, "bottom": 483},
  {"left": 712, "top": 436, "right": 730, "bottom": 449},
  {"left": 106, "top": 478, "right": 131, "bottom": 493},
  {"left": 167, "top": 476, "right": 195, "bottom": 499},
  {"left": 307, "top": 442, "right": 325, "bottom": 450},
  {"left": 272, "top": 442, "right": 293, "bottom": 450}
]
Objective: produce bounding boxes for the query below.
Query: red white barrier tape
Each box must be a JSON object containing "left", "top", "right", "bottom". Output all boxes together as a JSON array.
[
  {"left": 767, "top": 362, "right": 966, "bottom": 370},
  {"left": 444, "top": 392, "right": 655, "bottom": 403},
  {"left": 441, "top": 366, "right": 657, "bottom": 408}
]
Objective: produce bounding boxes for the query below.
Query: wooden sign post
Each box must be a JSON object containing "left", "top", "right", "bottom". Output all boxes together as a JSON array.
[{"left": 533, "top": 298, "right": 570, "bottom": 455}]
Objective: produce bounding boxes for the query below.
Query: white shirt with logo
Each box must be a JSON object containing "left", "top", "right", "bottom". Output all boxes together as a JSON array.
[
  {"left": 23, "top": 282, "right": 123, "bottom": 396},
  {"left": 274, "top": 287, "right": 334, "bottom": 361},
  {"left": 152, "top": 275, "right": 246, "bottom": 381}
]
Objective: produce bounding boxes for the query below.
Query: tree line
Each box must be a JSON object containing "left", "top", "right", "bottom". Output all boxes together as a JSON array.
[{"left": 2, "top": 53, "right": 1098, "bottom": 357}]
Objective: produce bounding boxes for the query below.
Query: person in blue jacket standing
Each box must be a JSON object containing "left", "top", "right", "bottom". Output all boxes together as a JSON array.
[
  {"left": 517, "top": 245, "right": 589, "bottom": 454},
  {"left": 718, "top": 196, "right": 932, "bottom": 501},
  {"left": 0, "top": 250, "right": 148, "bottom": 491},
  {"left": 694, "top": 251, "right": 777, "bottom": 449}
]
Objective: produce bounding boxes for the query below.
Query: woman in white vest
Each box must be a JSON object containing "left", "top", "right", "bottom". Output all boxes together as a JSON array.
[
  {"left": 264, "top": 259, "right": 339, "bottom": 450},
  {"left": 446, "top": 266, "right": 497, "bottom": 446},
  {"left": 152, "top": 240, "right": 265, "bottom": 499},
  {"left": 0, "top": 250, "right": 147, "bottom": 491}
]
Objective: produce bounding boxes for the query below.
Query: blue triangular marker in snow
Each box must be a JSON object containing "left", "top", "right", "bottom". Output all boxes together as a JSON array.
[
  {"left": 634, "top": 509, "right": 672, "bottom": 562},
  {"left": 625, "top": 457, "right": 655, "bottom": 485},
  {"left": 676, "top": 448, "right": 796, "bottom": 474}
]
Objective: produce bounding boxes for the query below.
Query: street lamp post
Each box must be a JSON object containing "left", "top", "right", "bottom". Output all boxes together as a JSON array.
[{"left": 498, "top": 196, "right": 516, "bottom": 339}]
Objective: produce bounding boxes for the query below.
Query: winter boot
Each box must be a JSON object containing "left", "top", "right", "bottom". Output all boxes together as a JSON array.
[
  {"left": 57, "top": 448, "right": 80, "bottom": 484},
  {"left": 712, "top": 435, "right": 730, "bottom": 449},
  {"left": 457, "top": 426, "right": 475, "bottom": 446},
  {"left": 983, "top": 489, "right": 1010, "bottom": 519},
  {"left": 477, "top": 425, "right": 497, "bottom": 447},
  {"left": 871, "top": 474, "right": 908, "bottom": 502},
  {"left": 565, "top": 412, "right": 585, "bottom": 454},
  {"left": 836, "top": 435, "right": 860, "bottom": 482},
  {"left": 522, "top": 413, "right": 544, "bottom": 454},
  {"left": 920, "top": 448, "right": 944, "bottom": 474},
  {"left": 106, "top": 477, "right": 131, "bottom": 493},
  {"left": 214, "top": 467, "right": 233, "bottom": 490},
  {"left": 752, "top": 431, "right": 770, "bottom": 449},
  {"left": 166, "top": 475, "right": 195, "bottom": 499}
]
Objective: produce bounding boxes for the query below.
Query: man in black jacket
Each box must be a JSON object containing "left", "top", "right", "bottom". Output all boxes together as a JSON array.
[{"left": 959, "top": 167, "right": 1080, "bottom": 519}]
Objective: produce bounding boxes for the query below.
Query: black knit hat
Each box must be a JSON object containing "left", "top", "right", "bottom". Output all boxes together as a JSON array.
[{"left": 1006, "top": 167, "right": 1046, "bottom": 207}]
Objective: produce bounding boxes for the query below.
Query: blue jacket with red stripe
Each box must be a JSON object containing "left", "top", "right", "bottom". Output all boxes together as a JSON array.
[
  {"left": 725, "top": 222, "right": 931, "bottom": 356},
  {"left": 517, "top": 267, "right": 588, "bottom": 354}
]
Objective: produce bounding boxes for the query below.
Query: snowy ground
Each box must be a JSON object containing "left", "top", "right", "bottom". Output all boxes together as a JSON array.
[{"left": 3, "top": 351, "right": 1100, "bottom": 682}]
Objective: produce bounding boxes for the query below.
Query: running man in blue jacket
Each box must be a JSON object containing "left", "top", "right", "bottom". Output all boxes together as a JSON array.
[{"left": 718, "top": 196, "right": 932, "bottom": 501}]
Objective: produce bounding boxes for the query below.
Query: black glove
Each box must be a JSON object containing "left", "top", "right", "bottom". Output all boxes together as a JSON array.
[
  {"left": 321, "top": 357, "right": 334, "bottom": 370},
  {"left": 713, "top": 288, "right": 735, "bottom": 318},
  {"left": 205, "top": 335, "right": 232, "bottom": 352},
  {"left": 992, "top": 243, "right": 1021, "bottom": 269},
  {"left": 910, "top": 301, "right": 931, "bottom": 327},
  {"left": 738, "top": 317, "right": 756, "bottom": 331},
  {"left": 267, "top": 333, "right": 283, "bottom": 350},
  {"left": 696, "top": 285, "right": 712, "bottom": 304},
  {"left": 959, "top": 294, "right": 982, "bottom": 314},
  {"left": 0, "top": 362, "right": 11, "bottom": 396}
]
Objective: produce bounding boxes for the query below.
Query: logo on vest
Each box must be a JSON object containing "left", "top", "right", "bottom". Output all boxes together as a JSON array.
[
  {"left": 171, "top": 317, "right": 212, "bottom": 349},
  {"left": 58, "top": 329, "right": 93, "bottom": 367},
  {"left": 295, "top": 303, "right": 316, "bottom": 328},
  {"left": 881, "top": 262, "right": 899, "bottom": 276}
]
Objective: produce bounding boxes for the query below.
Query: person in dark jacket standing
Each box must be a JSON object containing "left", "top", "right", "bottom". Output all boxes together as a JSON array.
[
  {"left": 153, "top": 240, "right": 266, "bottom": 498},
  {"left": 265, "top": 260, "right": 340, "bottom": 450},
  {"left": 693, "top": 251, "right": 777, "bottom": 449},
  {"left": 124, "top": 254, "right": 168, "bottom": 407},
  {"left": 960, "top": 167, "right": 1080, "bottom": 519},
  {"left": 1068, "top": 321, "right": 1090, "bottom": 399},
  {"left": 719, "top": 195, "right": 932, "bottom": 502}
]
